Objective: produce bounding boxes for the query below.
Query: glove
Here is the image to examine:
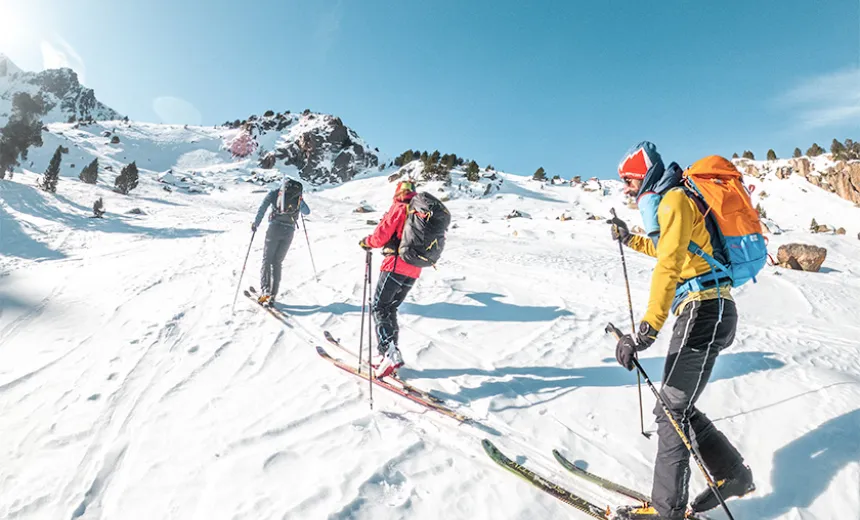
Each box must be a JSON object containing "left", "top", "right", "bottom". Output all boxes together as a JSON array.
[
  {"left": 607, "top": 216, "right": 631, "bottom": 245},
  {"left": 615, "top": 321, "right": 658, "bottom": 371},
  {"left": 251, "top": 222, "right": 257, "bottom": 232},
  {"left": 359, "top": 238, "right": 371, "bottom": 251}
]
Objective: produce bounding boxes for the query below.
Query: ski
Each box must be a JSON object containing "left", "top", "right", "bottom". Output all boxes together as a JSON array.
[
  {"left": 322, "top": 330, "right": 445, "bottom": 405},
  {"left": 482, "top": 439, "right": 610, "bottom": 519},
  {"left": 552, "top": 449, "right": 712, "bottom": 520},
  {"left": 553, "top": 449, "right": 650, "bottom": 504},
  {"left": 243, "top": 287, "right": 290, "bottom": 327},
  {"left": 316, "top": 345, "right": 469, "bottom": 423}
]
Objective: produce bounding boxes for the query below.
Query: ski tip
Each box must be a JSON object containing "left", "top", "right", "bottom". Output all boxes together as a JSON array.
[{"left": 243, "top": 290, "right": 251, "bottom": 297}]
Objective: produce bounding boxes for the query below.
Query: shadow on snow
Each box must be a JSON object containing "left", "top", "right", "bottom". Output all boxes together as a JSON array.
[
  {"left": 402, "top": 351, "right": 785, "bottom": 406},
  {"left": 277, "top": 292, "right": 572, "bottom": 323},
  {"left": 0, "top": 182, "right": 220, "bottom": 260}
]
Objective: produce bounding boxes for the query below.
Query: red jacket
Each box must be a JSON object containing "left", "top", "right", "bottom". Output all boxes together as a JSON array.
[{"left": 365, "top": 196, "right": 422, "bottom": 279}]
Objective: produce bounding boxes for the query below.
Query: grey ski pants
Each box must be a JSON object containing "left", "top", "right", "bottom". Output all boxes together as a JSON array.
[
  {"left": 372, "top": 271, "right": 415, "bottom": 356},
  {"left": 651, "top": 298, "right": 745, "bottom": 519},
  {"left": 260, "top": 224, "right": 294, "bottom": 297}
]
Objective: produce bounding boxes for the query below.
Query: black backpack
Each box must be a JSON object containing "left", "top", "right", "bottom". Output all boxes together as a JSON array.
[
  {"left": 398, "top": 192, "right": 451, "bottom": 267},
  {"left": 274, "top": 179, "right": 303, "bottom": 222}
]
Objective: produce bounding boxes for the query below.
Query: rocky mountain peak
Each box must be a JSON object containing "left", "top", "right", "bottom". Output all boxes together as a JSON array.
[{"left": 0, "top": 59, "right": 121, "bottom": 125}]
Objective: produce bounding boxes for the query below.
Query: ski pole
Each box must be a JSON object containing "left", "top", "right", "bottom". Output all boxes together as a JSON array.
[
  {"left": 358, "top": 251, "right": 370, "bottom": 372},
  {"left": 366, "top": 251, "right": 373, "bottom": 409},
  {"left": 231, "top": 229, "right": 256, "bottom": 314},
  {"left": 300, "top": 212, "right": 318, "bottom": 282},
  {"left": 605, "top": 322, "right": 736, "bottom": 520},
  {"left": 610, "top": 208, "right": 648, "bottom": 439}
]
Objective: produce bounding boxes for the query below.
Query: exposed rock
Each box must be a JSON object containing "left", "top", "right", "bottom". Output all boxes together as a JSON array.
[
  {"left": 775, "top": 166, "right": 792, "bottom": 180},
  {"left": 826, "top": 161, "right": 860, "bottom": 204},
  {"left": 836, "top": 227, "right": 846, "bottom": 235},
  {"left": 110, "top": 135, "right": 120, "bottom": 144},
  {"left": 788, "top": 157, "right": 812, "bottom": 178},
  {"left": 366, "top": 219, "right": 378, "bottom": 225},
  {"left": 271, "top": 114, "right": 378, "bottom": 185},
  {"left": 258, "top": 152, "right": 276, "bottom": 169},
  {"left": 506, "top": 209, "right": 524, "bottom": 219},
  {"left": 354, "top": 203, "right": 374, "bottom": 213},
  {"left": 777, "top": 243, "right": 827, "bottom": 272},
  {"left": 743, "top": 156, "right": 860, "bottom": 205},
  {"left": 126, "top": 208, "right": 146, "bottom": 215}
]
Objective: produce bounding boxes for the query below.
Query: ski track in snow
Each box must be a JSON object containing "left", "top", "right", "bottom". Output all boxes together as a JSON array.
[{"left": 1, "top": 124, "right": 859, "bottom": 519}]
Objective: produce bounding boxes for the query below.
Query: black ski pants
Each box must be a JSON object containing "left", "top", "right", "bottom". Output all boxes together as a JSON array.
[
  {"left": 651, "top": 297, "right": 745, "bottom": 519},
  {"left": 371, "top": 271, "right": 415, "bottom": 356},
  {"left": 260, "top": 224, "right": 294, "bottom": 298}
]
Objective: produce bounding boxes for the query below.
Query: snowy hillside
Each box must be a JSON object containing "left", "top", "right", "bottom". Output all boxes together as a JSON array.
[
  {"left": 2, "top": 126, "right": 859, "bottom": 520},
  {"left": 0, "top": 55, "right": 121, "bottom": 125}
]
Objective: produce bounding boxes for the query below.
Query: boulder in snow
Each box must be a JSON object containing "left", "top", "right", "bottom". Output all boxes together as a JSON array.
[{"left": 777, "top": 244, "right": 827, "bottom": 272}]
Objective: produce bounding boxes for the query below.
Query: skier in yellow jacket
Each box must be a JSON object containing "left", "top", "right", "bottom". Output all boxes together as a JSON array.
[{"left": 609, "top": 142, "right": 755, "bottom": 520}]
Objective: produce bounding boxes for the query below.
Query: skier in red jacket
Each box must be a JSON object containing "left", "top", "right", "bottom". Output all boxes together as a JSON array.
[{"left": 359, "top": 180, "right": 422, "bottom": 378}]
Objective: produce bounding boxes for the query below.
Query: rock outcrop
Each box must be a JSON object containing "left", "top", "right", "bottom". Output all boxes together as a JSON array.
[{"left": 777, "top": 243, "right": 827, "bottom": 272}]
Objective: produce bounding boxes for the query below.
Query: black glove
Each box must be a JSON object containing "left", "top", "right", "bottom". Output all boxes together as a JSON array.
[
  {"left": 251, "top": 222, "right": 257, "bottom": 232},
  {"left": 359, "top": 238, "right": 371, "bottom": 251},
  {"left": 615, "top": 321, "right": 658, "bottom": 371},
  {"left": 607, "top": 216, "right": 631, "bottom": 245}
]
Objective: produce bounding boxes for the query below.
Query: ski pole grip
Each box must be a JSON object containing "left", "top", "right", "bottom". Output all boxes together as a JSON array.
[{"left": 605, "top": 322, "right": 623, "bottom": 340}]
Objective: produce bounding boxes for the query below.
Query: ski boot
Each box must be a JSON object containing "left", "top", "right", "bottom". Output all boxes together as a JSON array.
[
  {"left": 257, "top": 293, "right": 273, "bottom": 307},
  {"left": 375, "top": 345, "right": 403, "bottom": 379},
  {"left": 690, "top": 464, "right": 755, "bottom": 513}
]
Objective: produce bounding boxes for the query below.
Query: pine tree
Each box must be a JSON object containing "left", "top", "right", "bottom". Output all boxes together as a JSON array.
[
  {"left": 79, "top": 158, "right": 99, "bottom": 184},
  {"left": 533, "top": 167, "right": 546, "bottom": 181},
  {"left": 0, "top": 92, "right": 45, "bottom": 179},
  {"left": 810, "top": 218, "right": 818, "bottom": 231},
  {"left": 466, "top": 160, "right": 480, "bottom": 182},
  {"left": 39, "top": 145, "right": 62, "bottom": 193},
  {"left": 831, "top": 138, "right": 846, "bottom": 159},
  {"left": 742, "top": 150, "right": 755, "bottom": 160},
  {"left": 731, "top": 153, "right": 739, "bottom": 159},
  {"left": 806, "top": 143, "right": 825, "bottom": 156},
  {"left": 115, "top": 161, "right": 139, "bottom": 195},
  {"left": 766, "top": 149, "right": 777, "bottom": 161},
  {"left": 793, "top": 147, "right": 802, "bottom": 158}
]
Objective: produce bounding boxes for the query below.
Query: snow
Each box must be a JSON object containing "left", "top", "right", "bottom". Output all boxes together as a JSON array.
[{"left": 1, "top": 124, "right": 859, "bottom": 520}]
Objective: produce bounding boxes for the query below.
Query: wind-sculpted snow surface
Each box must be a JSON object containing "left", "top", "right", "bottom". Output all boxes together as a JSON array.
[{"left": 0, "top": 149, "right": 858, "bottom": 519}]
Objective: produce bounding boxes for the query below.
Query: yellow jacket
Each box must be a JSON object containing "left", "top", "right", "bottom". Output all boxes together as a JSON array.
[{"left": 626, "top": 188, "right": 732, "bottom": 330}]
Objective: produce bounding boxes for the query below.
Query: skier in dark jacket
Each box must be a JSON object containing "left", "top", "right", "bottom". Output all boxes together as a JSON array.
[
  {"left": 252, "top": 178, "right": 310, "bottom": 306},
  {"left": 358, "top": 180, "right": 422, "bottom": 378},
  {"left": 609, "top": 142, "right": 754, "bottom": 520}
]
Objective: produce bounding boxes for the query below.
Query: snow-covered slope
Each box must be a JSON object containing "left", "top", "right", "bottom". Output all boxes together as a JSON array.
[
  {"left": 0, "top": 55, "right": 121, "bottom": 125},
  {"left": 7, "top": 112, "right": 380, "bottom": 190},
  {"left": 2, "top": 140, "right": 859, "bottom": 520}
]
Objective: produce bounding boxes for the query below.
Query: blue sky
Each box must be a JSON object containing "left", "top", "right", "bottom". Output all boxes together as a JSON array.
[{"left": 1, "top": 0, "right": 858, "bottom": 178}]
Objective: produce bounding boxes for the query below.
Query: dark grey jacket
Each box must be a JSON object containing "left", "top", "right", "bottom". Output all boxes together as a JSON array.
[{"left": 254, "top": 188, "right": 310, "bottom": 229}]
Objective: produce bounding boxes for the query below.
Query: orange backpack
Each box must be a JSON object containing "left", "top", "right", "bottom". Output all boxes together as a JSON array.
[{"left": 681, "top": 156, "right": 767, "bottom": 288}]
